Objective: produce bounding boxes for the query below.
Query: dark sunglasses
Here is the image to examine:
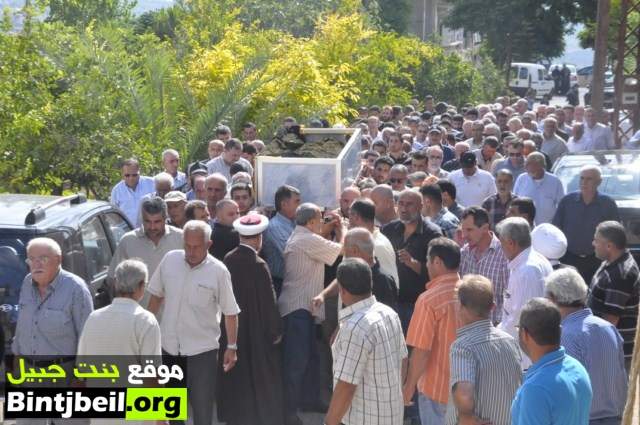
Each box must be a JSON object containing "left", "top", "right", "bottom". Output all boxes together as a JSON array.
[{"left": 124, "top": 173, "right": 139, "bottom": 177}]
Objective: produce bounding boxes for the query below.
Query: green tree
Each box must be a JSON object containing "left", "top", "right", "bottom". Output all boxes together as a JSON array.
[
  {"left": 444, "top": 0, "right": 571, "bottom": 70},
  {"left": 39, "top": 0, "right": 136, "bottom": 26}
]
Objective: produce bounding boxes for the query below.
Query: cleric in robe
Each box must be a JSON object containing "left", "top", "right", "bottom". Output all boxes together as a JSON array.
[{"left": 216, "top": 214, "right": 285, "bottom": 425}]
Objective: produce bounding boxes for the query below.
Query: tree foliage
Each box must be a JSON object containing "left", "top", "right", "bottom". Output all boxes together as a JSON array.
[
  {"left": 1, "top": 0, "right": 506, "bottom": 197},
  {"left": 444, "top": 0, "right": 596, "bottom": 69}
]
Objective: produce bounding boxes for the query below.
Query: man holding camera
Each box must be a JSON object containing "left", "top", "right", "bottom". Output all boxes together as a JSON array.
[{"left": 278, "top": 203, "right": 344, "bottom": 425}]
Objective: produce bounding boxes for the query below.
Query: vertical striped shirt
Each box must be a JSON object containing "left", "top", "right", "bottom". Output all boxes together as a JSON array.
[
  {"left": 588, "top": 251, "right": 640, "bottom": 359},
  {"left": 459, "top": 234, "right": 510, "bottom": 324},
  {"left": 278, "top": 226, "right": 342, "bottom": 321},
  {"left": 332, "top": 296, "right": 407, "bottom": 425},
  {"left": 406, "top": 272, "right": 460, "bottom": 404},
  {"left": 561, "top": 308, "right": 627, "bottom": 420},
  {"left": 445, "top": 319, "right": 522, "bottom": 425}
]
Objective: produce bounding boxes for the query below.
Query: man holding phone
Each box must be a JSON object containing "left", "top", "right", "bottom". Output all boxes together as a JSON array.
[{"left": 381, "top": 190, "right": 442, "bottom": 333}]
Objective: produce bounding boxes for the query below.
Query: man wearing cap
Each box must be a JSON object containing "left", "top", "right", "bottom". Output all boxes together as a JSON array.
[
  {"left": 531, "top": 223, "right": 573, "bottom": 271},
  {"left": 216, "top": 214, "right": 284, "bottom": 425},
  {"left": 448, "top": 152, "right": 497, "bottom": 209},
  {"left": 427, "top": 125, "right": 455, "bottom": 164},
  {"left": 165, "top": 191, "right": 188, "bottom": 229}
]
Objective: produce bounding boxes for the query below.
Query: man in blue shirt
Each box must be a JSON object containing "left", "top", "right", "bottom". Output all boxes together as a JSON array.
[
  {"left": 262, "top": 185, "right": 301, "bottom": 296},
  {"left": 512, "top": 298, "right": 592, "bottom": 425},
  {"left": 545, "top": 268, "right": 627, "bottom": 425}
]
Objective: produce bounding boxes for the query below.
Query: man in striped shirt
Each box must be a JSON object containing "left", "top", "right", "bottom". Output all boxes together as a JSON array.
[
  {"left": 325, "top": 258, "right": 407, "bottom": 425},
  {"left": 588, "top": 221, "right": 640, "bottom": 372},
  {"left": 278, "top": 203, "right": 343, "bottom": 425},
  {"left": 445, "top": 275, "right": 522, "bottom": 425},
  {"left": 546, "top": 268, "right": 627, "bottom": 425},
  {"left": 459, "top": 207, "right": 509, "bottom": 324},
  {"left": 404, "top": 237, "right": 461, "bottom": 425}
]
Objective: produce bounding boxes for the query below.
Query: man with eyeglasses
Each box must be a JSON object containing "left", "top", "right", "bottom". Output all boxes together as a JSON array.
[
  {"left": 492, "top": 139, "right": 526, "bottom": 181},
  {"left": 13, "top": 237, "right": 93, "bottom": 413},
  {"left": 427, "top": 126, "right": 455, "bottom": 164},
  {"left": 388, "top": 164, "right": 409, "bottom": 192},
  {"left": 110, "top": 158, "right": 155, "bottom": 227}
]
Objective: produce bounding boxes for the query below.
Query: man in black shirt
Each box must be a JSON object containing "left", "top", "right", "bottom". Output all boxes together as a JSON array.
[
  {"left": 210, "top": 199, "right": 240, "bottom": 261},
  {"left": 381, "top": 189, "right": 442, "bottom": 333}
]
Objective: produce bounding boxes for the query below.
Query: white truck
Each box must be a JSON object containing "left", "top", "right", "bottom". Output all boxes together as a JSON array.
[{"left": 509, "top": 62, "right": 555, "bottom": 99}]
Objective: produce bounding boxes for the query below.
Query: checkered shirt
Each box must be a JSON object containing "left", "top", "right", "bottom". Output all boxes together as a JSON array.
[
  {"left": 332, "top": 296, "right": 407, "bottom": 425},
  {"left": 460, "top": 234, "right": 509, "bottom": 324}
]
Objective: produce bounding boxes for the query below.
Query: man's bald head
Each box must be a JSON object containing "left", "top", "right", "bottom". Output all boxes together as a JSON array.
[
  {"left": 340, "top": 186, "right": 361, "bottom": 217},
  {"left": 344, "top": 228, "right": 375, "bottom": 264}
]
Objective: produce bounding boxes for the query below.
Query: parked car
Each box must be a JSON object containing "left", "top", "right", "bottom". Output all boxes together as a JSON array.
[
  {"left": 584, "top": 70, "right": 615, "bottom": 108},
  {"left": 509, "top": 62, "right": 555, "bottom": 99},
  {"left": 577, "top": 65, "right": 593, "bottom": 87},
  {"left": 552, "top": 151, "right": 640, "bottom": 262},
  {"left": 0, "top": 193, "right": 132, "bottom": 358}
]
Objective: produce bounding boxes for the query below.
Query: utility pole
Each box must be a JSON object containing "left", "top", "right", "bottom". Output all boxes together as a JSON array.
[{"left": 591, "top": 0, "right": 611, "bottom": 116}]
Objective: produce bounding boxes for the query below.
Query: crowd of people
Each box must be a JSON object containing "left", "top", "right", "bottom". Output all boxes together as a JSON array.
[{"left": 11, "top": 95, "right": 640, "bottom": 425}]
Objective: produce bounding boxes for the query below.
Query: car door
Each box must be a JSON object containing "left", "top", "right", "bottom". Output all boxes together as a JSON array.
[
  {"left": 101, "top": 210, "right": 132, "bottom": 249},
  {"left": 80, "top": 215, "right": 114, "bottom": 308}
]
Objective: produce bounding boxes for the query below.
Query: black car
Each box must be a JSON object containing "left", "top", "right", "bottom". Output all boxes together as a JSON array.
[
  {"left": 584, "top": 71, "right": 615, "bottom": 108},
  {"left": 552, "top": 151, "right": 640, "bottom": 261},
  {"left": 0, "top": 193, "right": 132, "bottom": 357}
]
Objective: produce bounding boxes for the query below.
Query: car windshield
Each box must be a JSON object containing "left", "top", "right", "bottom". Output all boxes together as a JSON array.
[
  {"left": 0, "top": 236, "right": 29, "bottom": 324},
  {"left": 555, "top": 154, "right": 640, "bottom": 201}
]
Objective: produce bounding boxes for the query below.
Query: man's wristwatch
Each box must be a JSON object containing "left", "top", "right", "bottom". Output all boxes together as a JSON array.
[{"left": 227, "top": 343, "right": 238, "bottom": 350}]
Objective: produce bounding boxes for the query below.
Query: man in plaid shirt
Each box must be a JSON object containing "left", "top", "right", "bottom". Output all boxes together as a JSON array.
[
  {"left": 326, "top": 258, "right": 407, "bottom": 425},
  {"left": 481, "top": 169, "right": 517, "bottom": 229}
]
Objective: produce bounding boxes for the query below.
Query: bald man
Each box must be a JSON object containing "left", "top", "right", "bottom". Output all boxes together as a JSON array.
[
  {"left": 381, "top": 190, "right": 442, "bottom": 332},
  {"left": 370, "top": 184, "right": 397, "bottom": 227},
  {"left": 336, "top": 186, "right": 361, "bottom": 225}
]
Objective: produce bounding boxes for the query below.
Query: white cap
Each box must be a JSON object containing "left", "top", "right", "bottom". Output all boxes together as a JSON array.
[
  {"left": 532, "top": 223, "right": 567, "bottom": 261},
  {"left": 233, "top": 214, "right": 269, "bottom": 236},
  {"left": 164, "top": 191, "right": 187, "bottom": 203}
]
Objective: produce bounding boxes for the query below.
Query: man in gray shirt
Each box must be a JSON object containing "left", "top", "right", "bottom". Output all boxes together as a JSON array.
[
  {"left": 446, "top": 275, "right": 522, "bottom": 425},
  {"left": 12, "top": 237, "right": 93, "bottom": 425},
  {"left": 206, "top": 138, "right": 253, "bottom": 180},
  {"left": 540, "top": 117, "right": 568, "bottom": 166}
]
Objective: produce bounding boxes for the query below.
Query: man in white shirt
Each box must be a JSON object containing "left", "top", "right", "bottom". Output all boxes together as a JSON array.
[
  {"left": 513, "top": 152, "right": 565, "bottom": 225},
  {"left": 206, "top": 138, "right": 254, "bottom": 180},
  {"left": 583, "top": 107, "right": 614, "bottom": 151},
  {"left": 110, "top": 158, "right": 155, "bottom": 227},
  {"left": 449, "top": 152, "right": 497, "bottom": 208},
  {"left": 147, "top": 220, "right": 240, "bottom": 425},
  {"left": 162, "top": 149, "right": 188, "bottom": 191},
  {"left": 496, "top": 217, "right": 552, "bottom": 367},
  {"left": 540, "top": 117, "right": 568, "bottom": 166},
  {"left": 79, "top": 259, "right": 161, "bottom": 357},
  {"left": 348, "top": 198, "right": 398, "bottom": 283}
]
